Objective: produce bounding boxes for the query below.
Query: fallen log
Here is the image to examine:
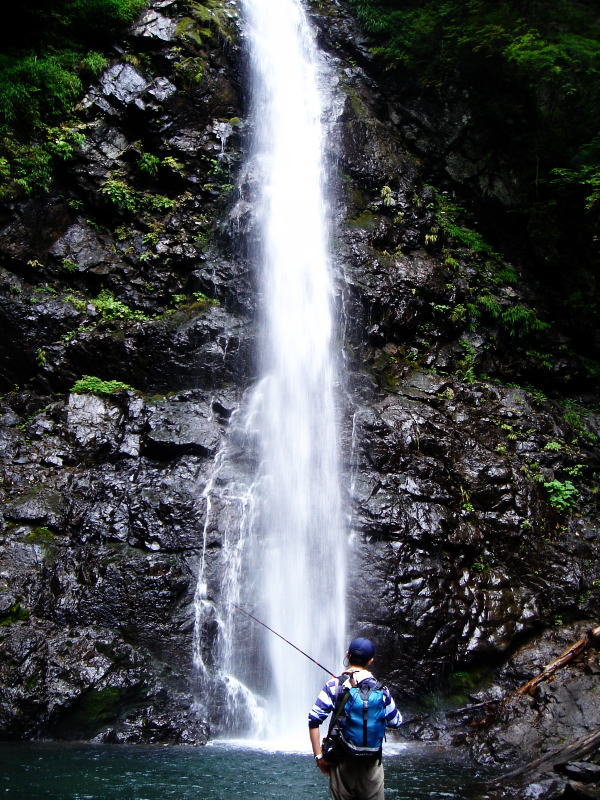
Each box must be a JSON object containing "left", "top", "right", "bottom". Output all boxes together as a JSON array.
[
  {"left": 491, "top": 728, "right": 600, "bottom": 784},
  {"left": 515, "top": 625, "right": 600, "bottom": 697}
]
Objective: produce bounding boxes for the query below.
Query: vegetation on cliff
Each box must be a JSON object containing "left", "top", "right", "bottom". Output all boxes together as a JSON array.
[
  {"left": 0, "top": 0, "right": 145, "bottom": 197},
  {"left": 348, "top": 0, "right": 600, "bottom": 348}
]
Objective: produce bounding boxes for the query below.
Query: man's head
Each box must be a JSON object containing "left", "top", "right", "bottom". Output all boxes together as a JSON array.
[{"left": 346, "top": 637, "right": 375, "bottom": 667}]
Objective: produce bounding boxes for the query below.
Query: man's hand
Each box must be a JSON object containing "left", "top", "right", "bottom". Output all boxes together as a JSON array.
[{"left": 316, "top": 757, "right": 331, "bottom": 776}]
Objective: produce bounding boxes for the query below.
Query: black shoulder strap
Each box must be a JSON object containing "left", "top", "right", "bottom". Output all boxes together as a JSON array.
[{"left": 326, "top": 676, "right": 351, "bottom": 736}]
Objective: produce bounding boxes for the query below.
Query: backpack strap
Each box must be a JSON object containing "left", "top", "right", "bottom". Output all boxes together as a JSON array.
[
  {"left": 326, "top": 675, "right": 351, "bottom": 737},
  {"left": 361, "top": 687, "right": 369, "bottom": 746},
  {"left": 357, "top": 680, "right": 384, "bottom": 760}
]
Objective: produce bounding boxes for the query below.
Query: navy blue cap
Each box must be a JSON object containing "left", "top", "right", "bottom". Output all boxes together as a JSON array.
[{"left": 347, "top": 637, "right": 375, "bottom": 663}]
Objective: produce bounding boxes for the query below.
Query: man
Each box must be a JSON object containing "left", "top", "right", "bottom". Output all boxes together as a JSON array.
[{"left": 308, "top": 637, "right": 402, "bottom": 800}]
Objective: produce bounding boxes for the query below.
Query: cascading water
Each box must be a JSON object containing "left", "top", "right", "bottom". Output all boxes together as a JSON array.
[{"left": 193, "top": 0, "right": 346, "bottom": 746}]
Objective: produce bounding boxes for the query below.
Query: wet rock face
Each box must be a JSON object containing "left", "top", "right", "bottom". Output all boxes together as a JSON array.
[
  {"left": 0, "top": 0, "right": 247, "bottom": 744},
  {"left": 344, "top": 371, "right": 598, "bottom": 700},
  {"left": 0, "top": 385, "right": 237, "bottom": 741}
]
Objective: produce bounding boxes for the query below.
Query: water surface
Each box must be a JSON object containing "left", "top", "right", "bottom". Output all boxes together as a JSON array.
[{"left": 0, "top": 742, "right": 492, "bottom": 799}]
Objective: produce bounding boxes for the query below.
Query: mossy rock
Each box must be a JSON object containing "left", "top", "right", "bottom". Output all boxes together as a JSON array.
[
  {"left": 54, "top": 687, "right": 129, "bottom": 738},
  {"left": 0, "top": 602, "right": 30, "bottom": 626},
  {"left": 24, "top": 526, "right": 58, "bottom": 544},
  {"left": 347, "top": 210, "right": 378, "bottom": 231},
  {"left": 447, "top": 666, "right": 495, "bottom": 694}
]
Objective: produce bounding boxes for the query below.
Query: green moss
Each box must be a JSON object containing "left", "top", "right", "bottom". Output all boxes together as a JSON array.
[
  {"left": 164, "top": 292, "right": 219, "bottom": 316},
  {"left": 347, "top": 210, "right": 378, "bottom": 230},
  {"left": 0, "top": 602, "right": 30, "bottom": 626},
  {"left": 24, "top": 526, "right": 57, "bottom": 544},
  {"left": 24, "top": 672, "right": 41, "bottom": 691},
  {"left": 71, "top": 375, "right": 137, "bottom": 396},
  {"left": 448, "top": 667, "right": 494, "bottom": 693},
  {"left": 59, "top": 686, "right": 127, "bottom": 736},
  {"left": 174, "top": 56, "right": 205, "bottom": 88}
]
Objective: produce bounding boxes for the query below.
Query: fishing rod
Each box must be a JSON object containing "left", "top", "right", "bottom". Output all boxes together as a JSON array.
[{"left": 231, "top": 602, "right": 338, "bottom": 679}]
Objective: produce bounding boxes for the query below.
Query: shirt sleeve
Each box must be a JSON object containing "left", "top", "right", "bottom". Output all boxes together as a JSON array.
[
  {"left": 383, "top": 687, "right": 402, "bottom": 728},
  {"left": 308, "top": 678, "right": 339, "bottom": 728}
]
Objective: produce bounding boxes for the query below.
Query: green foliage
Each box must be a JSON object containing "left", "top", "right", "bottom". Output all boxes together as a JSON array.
[
  {"left": 80, "top": 52, "right": 109, "bottom": 76},
  {"left": 562, "top": 400, "right": 598, "bottom": 444},
  {"left": 501, "top": 305, "right": 550, "bottom": 337},
  {"left": 0, "top": 0, "right": 145, "bottom": 198},
  {"left": 99, "top": 176, "right": 175, "bottom": 217},
  {"left": 0, "top": 136, "right": 53, "bottom": 196},
  {"left": 62, "top": 258, "right": 78, "bottom": 272},
  {"left": 543, "top": 479, "right": 579, "bottom": 512},
  {"left": 0, "top": 601, "right": 30, "bottom": 626},
  {"left": 349, "top": 0, "right": 600, "bottom": 334},
  {"left": 71, "top": 375, "right": 136, "bottom": 395},
  {"left": 457, "top": 339, "right": 477, "bottom": 384},
  {"left": 169, "top": 291, "right": 219, "bottom": 313},
  {"left": 0, "top": 53, "right": 82, "bottom": 127},
  {"left": 380, "top": 184, "right": 395, "bottom": 207},
  {"left": 475, "top": 294, "right": 550, "bottom": 338},
  {"left": 162, "top": 155, "right": 185, "bottom": 174},
  {"left": 0, "top": 123, "right": 86, "bottom": 197},
  {"left": 192, "top": 291, "right": 219, "bottom": 309},
  {"left": 543, "top": 441, "right": 562, "bottom": 452},
  {"left": 138, "top": 152, "right": 161, "bottom": 177},
  {"left": 431, "top": 191, "right": 498, "bottom": 257},
  {"left": 141, "top": 193, "right": 175, "bottom": 213},
  {"left": 99, "top": 178, "right": 137, "bottom": 213},
  {"left": 90, "top": 290, "right": 149, "bottom": 321}
]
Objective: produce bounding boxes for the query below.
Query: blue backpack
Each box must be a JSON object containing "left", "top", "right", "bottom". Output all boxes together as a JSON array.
[{"left": 322, "top": 677, "right": 387, "bottom": 761}]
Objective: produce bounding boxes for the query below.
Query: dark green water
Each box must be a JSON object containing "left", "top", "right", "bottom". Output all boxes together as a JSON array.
[{"left": 0, "top": 742, "right": 491, "bottom": 799}]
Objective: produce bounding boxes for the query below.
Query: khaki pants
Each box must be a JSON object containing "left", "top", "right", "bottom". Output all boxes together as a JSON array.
[{"left": 329, "top": 759, "right": 384, "bottom": 800}]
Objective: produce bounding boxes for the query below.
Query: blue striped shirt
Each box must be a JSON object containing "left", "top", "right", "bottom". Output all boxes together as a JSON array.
[{"left": 308, "top": 672, "right": 402, "bottom": 729}]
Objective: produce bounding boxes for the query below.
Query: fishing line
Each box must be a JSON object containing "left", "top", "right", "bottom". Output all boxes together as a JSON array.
[{"left": 231, "top": 602, "right": 338, "bottom": 679}]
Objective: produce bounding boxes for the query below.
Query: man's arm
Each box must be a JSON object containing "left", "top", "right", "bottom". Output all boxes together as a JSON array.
[
  {"left": 309, "top": 725, "right": 322, "bottom": 757},
  {"left": 309, "top": 725, "right": 331, "bottom": 775},
  {"left": 308, "top": 678, "right": 338, "bottom": 776},
  {"left": 308, "top": 677, "right": 337, "bottom": 727},
  {"left": 383, "top": 687, "right": 402, "bottom": 728}
]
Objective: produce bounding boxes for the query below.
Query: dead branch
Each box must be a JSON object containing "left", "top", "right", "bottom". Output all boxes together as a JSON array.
[
  {"left": 492, "top": 728, "right": 600, "bottom": 784},
  {"left": 515, "top": 625, "right": 600, "bottom": 697}
]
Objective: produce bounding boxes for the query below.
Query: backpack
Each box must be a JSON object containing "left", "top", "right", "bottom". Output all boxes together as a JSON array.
[{"left": 322, "top": 675, "right": 387, "bottom": 763}]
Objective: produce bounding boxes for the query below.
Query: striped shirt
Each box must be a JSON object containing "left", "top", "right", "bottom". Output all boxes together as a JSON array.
[{"left": 308, "top": 671, "right": 402, "bottom": 729}]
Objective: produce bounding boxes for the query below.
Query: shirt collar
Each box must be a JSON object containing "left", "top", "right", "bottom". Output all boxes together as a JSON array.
[{"left": 342, "top": 668, "right": 373, "bottom": 687}]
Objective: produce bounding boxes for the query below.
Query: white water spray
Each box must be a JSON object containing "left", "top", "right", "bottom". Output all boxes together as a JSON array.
[{"left": 194, "top": 0, "right": 346, "bottom": 748}]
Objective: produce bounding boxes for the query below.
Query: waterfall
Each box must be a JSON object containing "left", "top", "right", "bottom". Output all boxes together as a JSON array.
[{"left": 194, "top": 0, "right": 346, "bottom": 747}]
